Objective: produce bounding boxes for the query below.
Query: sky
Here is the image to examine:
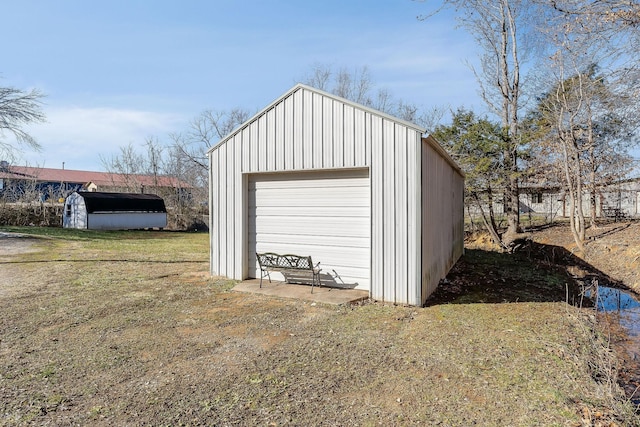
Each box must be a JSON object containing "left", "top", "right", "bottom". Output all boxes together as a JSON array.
[{"left": 1, "top": 0, "right": 484, "bottom": 172}]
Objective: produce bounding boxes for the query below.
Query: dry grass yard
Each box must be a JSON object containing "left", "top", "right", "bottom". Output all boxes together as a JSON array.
[{"left": 0, "top": 226, "right": 638, "bottom": 426}]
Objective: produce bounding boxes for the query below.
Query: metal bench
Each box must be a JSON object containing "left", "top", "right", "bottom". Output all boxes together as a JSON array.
[{"left": 256, "top": 252, "right": 322, "bottom": 293}]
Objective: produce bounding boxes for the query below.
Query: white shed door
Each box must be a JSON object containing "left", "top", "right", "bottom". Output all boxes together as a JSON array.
[{"left": 248, "top": 169, "right": 370, "bottom": 290}]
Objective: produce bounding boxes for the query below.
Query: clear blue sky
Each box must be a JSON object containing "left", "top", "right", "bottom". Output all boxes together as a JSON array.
[{"left": 2, "top": 0, "right": 483, "bottom": 171}]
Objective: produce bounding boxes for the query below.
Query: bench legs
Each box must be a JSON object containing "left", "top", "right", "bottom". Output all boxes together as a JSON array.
[
  {"left": 259, "top": 268, "right": 272, "bottom": 288},
  {"left": 258, "top": 266, "right": 321, "bottom": 293},
  {"left": 311, "top": 269, "right": 321, "bottom": 294}
]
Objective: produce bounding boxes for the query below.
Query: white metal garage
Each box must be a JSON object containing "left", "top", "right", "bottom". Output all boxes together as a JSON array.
[
  {"left": 248, "top": 169, "right": 370, "bottom": 289},
  {"left": 208, "top": 83, "right": 464, "bottom": 306}
]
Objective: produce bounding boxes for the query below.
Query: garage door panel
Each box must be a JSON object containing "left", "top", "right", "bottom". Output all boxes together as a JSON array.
[
  {"left": 250, "top": 233, "right": 368, "bottom": 249},
  {"left": 251, "top": 206, "right": 370, "bottom": 217},
  {"left": 248, "top": 169, "right": 370, "bottom": 290},
  {"left": 251, "top": 216, "right": 369, "bottom": 238},
  {"left": 311, "top": 253, "right": 370, "bottom": 271},
  {"left": 250, "top": 189, "right": 368, "bottom": 207},
  {"left": 251, "top": 180, "right": 369, "bottom": 191},
  {"left": 250, "top": 172, "right": 367, "bottom": 188}
]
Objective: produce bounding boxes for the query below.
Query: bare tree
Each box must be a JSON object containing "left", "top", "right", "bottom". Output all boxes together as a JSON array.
[
  {"left": 0, "top": 85, "right": 45, "bottom": 161},
  {"left": 101, "top": 106, "right": 250, "bottom": 229},
  {"left": 527, "top": 0, "right": 640, "bottom": 251},
  {"left": 143, "top": 137, "right": 164, "bottom": 188},
  {"left": 100, "top": 139, "right": 208, "bottom": 230},
  {"left": 334, "top": 66, "right": 373, "bottom": 105},
  {"left": 302, "top": 65, "right": 375, "bottom": 106},
  {"left": 370, "top": 87, "right": 394, "bottom": 113},
  {"left": 302, "top": 63, "right": 333, "bottom": 91},
  {"left": 300, "top": 63, "right": 443, "bottom": 131},
  {"left": 549, "top": 1, "right": 640, "bottom": 30},
  {"left": 420, "top": 0, "right": 537, "bottom": 247},
  {"left": 171, "top": 108, "right": 250, "bottom": 172},
  {"left": 100, "top": 143, "right": 145, "bottom": 192},
  {"left": 163, "top": 143, "right": 207, "bottom": 200},
  {"left": 532, "top": 66, "right": 631, "bottom": 250}
]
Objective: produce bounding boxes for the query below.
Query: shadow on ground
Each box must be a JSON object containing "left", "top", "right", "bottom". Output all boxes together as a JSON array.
[{"left": 426, "top": 241, "right": 623, "bottom": 307}]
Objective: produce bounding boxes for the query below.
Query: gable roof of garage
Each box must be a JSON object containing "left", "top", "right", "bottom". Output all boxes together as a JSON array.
[{"left": 208, "top": 83, "right": 427, "bottom": 154}]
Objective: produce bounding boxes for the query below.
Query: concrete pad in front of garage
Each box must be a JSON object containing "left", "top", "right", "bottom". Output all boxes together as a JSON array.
[{"left": 232, "top": 279, "right": 369, "bottom": 305}]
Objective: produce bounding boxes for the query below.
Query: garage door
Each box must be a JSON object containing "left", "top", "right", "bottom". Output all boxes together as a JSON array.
[{"left": 248, "top": 169, "right": 370, "bottom": 290}]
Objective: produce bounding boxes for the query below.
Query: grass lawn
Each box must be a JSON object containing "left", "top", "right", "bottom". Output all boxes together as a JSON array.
[{"left": 0, "top": 227, "right": 637, "bottom": 426}]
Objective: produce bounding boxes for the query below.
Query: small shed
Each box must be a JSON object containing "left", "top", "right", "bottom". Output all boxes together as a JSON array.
[
  {"left": 208, "top": 84, "right": 464, "bottom": 306},
  {"left": 63, "top": 191, "right": 167, "bottom": 230}
]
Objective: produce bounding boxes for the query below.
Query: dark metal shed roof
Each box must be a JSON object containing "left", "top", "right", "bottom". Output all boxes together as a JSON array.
[{"left": 77, "top": 192, "right": 167, "bottom": 213}]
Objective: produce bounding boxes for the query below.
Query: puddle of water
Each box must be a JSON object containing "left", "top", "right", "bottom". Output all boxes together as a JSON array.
[
  {"left": 587, "top": 286, "right": 640, "bottom": 404},
  {"left": 592, "top": 286, "right": 640, "bottom": 312},
  {"left": 589, "top": 286, "right": 640, "bottom": 340}
]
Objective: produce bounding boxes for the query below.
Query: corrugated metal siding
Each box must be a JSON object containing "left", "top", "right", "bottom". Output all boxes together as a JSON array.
[
  {"left": 421, "top": 137, "right": 465, "bottom": 302},
  {"left": 369, "top": 119, "right": 425, "bottom": 305},
  {"left": 228, "top": 89, "right": 372, "bottom": 173},
  {"left": 209, "top": 84, "right": 462, "bottom": 306},
  {"left": 86, "top": 212, "right": 167, "bottom": 230}
]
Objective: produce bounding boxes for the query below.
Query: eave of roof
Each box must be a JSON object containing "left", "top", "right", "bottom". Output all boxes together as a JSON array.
[{"left": 422, "top": 135, "right": 465, "bottom": 178}]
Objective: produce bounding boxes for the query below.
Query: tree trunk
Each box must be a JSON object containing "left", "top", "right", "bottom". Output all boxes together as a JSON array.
[
  {"left": 487, "top": 187, "right": 500, "bottom": 233},
  {"left": 560, "top": 132, "right": 586, "bottom": 253},
  {"left": 473, "top": 192, "right": 506, "bottom": 250},
  {"left": 574, "top": 157, "right": 586, "bottom": 243},
  {"left": 586, "top": 113, "right": 598, "bottom": 228},
  {"left": 589, "top": 162, "right": 598, "bottom": 228},
  {"left": 498, "top": 0, "right": 521, "bottom": 245}
]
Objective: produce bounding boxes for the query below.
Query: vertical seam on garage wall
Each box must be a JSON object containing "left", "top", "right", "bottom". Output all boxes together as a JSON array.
[
  {"left": 281, "top": 98, "right": 287, "bottom": 170},
  {"left": 276, "top": 100, "right": 283, "bottom": 171},
  {"left": 294, "top": 90, "right": 302, "bottom": 170},
  {"left": 230, "top": 138, "right": 235, "bottom": 276},
  {"left": 216, "top": 148, "right": 222, "bottom": 275},
  {"left": 242, "top": 173, "right": 248, "bottom": 279},
  {"left": 338, "top": 101, "right": 345, "bottom": 168},
  {"left": 367, "top": 113, "right": 373, "bottom": 290},
  {"left": 404, "top": 127, "right": 410, "bottom": 304},
  {"left": 239, "top": 131, "right": 247, "bottom": 279},
  {"left": 352, "top": 106, "right": 356, "bottom": 168},
  {"left": 365, "top": 112, "right": 370, "bottom": 166},
  {"left": 221, "top": 144, "right": 227, "bottom": 277},
  {"left": 208, "top": 155, "right": 213, "bottom": 273},
  {"left": 266, "top": 104, "right": 271, "bottom": 171},
  {"left": 371, "top": 114, "right": 383, "bottom": 302}
]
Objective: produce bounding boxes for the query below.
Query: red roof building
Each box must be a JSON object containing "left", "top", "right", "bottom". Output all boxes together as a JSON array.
[
  {"left": 0, "top": 165, "right": 191, "bottom": 201},
  {"left": 1, "top": 166, "right": 190, "bottom": 190}
]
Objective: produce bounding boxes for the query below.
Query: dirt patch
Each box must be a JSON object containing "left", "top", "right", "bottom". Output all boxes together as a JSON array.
[
  {"left": 0, "top": 232, "right": 41, "bottom": 256},
  {"left": 0, "top": 227, "right": 638, "bottom": 426},
  {"left": 533, "top": 221, "right": 640, "bottom": 292}
]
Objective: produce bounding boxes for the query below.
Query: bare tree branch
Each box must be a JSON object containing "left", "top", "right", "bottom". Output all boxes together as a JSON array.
[
  {"left": 0, "top": 85, "right": 46, "bottom": 158},
  {"left": 421, "top": 0, "right": 534, "bottom": 246}
]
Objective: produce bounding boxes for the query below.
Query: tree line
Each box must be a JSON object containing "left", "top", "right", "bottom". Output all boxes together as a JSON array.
[{"left": 427, "top": 0, "right": 640, "bottom": 252}]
